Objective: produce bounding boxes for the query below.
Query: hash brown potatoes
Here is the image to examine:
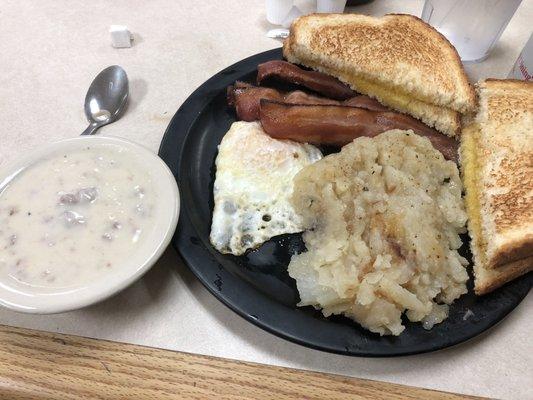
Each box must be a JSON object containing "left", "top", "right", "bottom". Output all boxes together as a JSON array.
[{"left": 288, "top": 130, "right": 469, "bottom": 335}]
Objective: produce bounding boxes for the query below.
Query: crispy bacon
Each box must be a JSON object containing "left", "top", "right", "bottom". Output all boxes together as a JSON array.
[
  {"left": 257, "top": 60, "right": 355, "bottom": 100},
  {"left": 227, "top": 81, "right": 255, "bottom": 107},
  {"left": 259, "top": 100, "right": 458, "bottom": 162},
  {"left": 229, "top": 86, "right": 283, "bottom": 121},
  {"left": 228, "top": 82, "right": 391, "bottom": 121},
  {"left": 229, "top": 85, "right": 340, "bottom": 121}
]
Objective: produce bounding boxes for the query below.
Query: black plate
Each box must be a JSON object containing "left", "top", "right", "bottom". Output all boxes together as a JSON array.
[{"left": 159, "top": 48, "right": 532, "bottom": 356}]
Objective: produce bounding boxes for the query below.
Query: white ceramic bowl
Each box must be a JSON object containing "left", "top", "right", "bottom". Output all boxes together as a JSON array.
[{"left": 0, "top": 136, "right": 179, "bottom": 314}]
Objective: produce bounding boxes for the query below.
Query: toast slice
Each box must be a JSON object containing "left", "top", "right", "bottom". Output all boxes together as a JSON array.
[
  {"left": 283, "top": 13, "right": 476, "bottom": 137},
  {"left": 460, "top": 79, "right": 533, "bottom": 295},
  {"left": 474, "top": 256, "right": 533, "bottom": 295}
]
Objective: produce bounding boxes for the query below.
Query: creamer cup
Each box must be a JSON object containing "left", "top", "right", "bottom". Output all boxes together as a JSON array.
[{"left": 508, "top": 34, "right": 532, "bottom": 80}]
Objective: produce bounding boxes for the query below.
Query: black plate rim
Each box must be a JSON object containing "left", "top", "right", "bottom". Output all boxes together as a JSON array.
[{"left": 158, "top": 47, "right": 531, "bottom": 357}]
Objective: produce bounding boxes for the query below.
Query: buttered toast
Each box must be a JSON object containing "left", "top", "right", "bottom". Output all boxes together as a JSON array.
[
  {"left": 461, "top": 79, "right": 533, "bottom": 295},
  {"left": 283, "top": 13, "right": 476, "bottom": 137}
]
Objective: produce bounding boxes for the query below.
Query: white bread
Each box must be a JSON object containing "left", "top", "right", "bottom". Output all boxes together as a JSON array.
[
  {"left": 460, "top": 79, "right": 533, "bottom": 295},
  {"left": 283, "top": 13, "right": 476, "bottom": 137}
]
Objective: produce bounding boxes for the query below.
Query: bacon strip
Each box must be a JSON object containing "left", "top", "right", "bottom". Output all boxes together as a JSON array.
[
  {"left": 259, "top": 100, "right": 458, "bottom": 162},
  {"left": 229, "top": 85, "right": 341, "bottom": 121},
  {"left": 227, "top": 81, "right": 255, "bottom": 107},
  {"left": 257, "top": 60, "right": 356, "bottom": 100},
  {"left": 228, "top": 86, "right": 283, "bottom": 121},
  {"left": 228, "top": 83, "right": 388, "bottom": 121}
]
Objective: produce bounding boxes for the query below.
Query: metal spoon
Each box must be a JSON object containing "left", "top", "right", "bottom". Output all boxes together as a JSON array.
[{"left": 81, "top": 66, "right": 129, "bottom": 136}]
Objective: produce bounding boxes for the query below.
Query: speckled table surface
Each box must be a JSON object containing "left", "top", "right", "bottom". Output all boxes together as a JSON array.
[{"left": 0, "top": 1, "right": 531, "bottom": 398}]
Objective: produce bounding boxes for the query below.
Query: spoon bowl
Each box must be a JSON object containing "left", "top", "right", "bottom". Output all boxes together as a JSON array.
[{"left": 81, "top": 66, "right": 129, "bottom": 135}]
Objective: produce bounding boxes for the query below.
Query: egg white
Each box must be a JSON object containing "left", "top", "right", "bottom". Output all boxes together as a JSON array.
[{"left": 210, "top": 121, "right": 322, "bottom": 255}]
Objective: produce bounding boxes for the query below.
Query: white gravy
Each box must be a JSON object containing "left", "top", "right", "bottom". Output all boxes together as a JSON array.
[{"left": 0, "top": 144, "right": 157, "bottom": 289}]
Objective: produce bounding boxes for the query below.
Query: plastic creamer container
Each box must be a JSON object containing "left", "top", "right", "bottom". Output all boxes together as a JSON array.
[{"left": 508, "top": 34, "right": 532, "bottom": 81}]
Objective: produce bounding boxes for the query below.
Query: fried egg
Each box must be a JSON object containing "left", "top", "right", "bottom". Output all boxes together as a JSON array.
[{"left": 210, "top": 121, "right": 322, "bottom": 255}]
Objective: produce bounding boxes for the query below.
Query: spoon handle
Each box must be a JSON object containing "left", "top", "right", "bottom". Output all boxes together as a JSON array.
[{"left": 81, "top": 122, "right": 100, "bottom": 136}]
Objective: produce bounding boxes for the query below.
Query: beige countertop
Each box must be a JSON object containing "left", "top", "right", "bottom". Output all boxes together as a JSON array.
[{"left": 0, "top": 1, "right": 531, "bottom": 398}]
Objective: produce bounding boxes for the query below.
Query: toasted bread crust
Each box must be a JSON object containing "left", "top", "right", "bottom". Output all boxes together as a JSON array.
[
  {"left": 282, "top": 49, "right": 462, "bottom": 137},
  {"left": 490, "top": 235, "right": 533, "bottom": 268},
  {"left": 386, "top": 14, "right": 476, "bottom": 112},
  {"left": 462, "top": 79, "right": 533, "bottom": 294},
  {"left": 476, "top": 79, "right": 533, "bottom": 269},
  {"left": 284, "top": 13, "right": 476, "bottom": 113},
  {"left": 474, "top": 257, "right": 533, "bottom": 295},
  {"left": 479, "top": 79, "right": 533, "bottom": 126}
]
